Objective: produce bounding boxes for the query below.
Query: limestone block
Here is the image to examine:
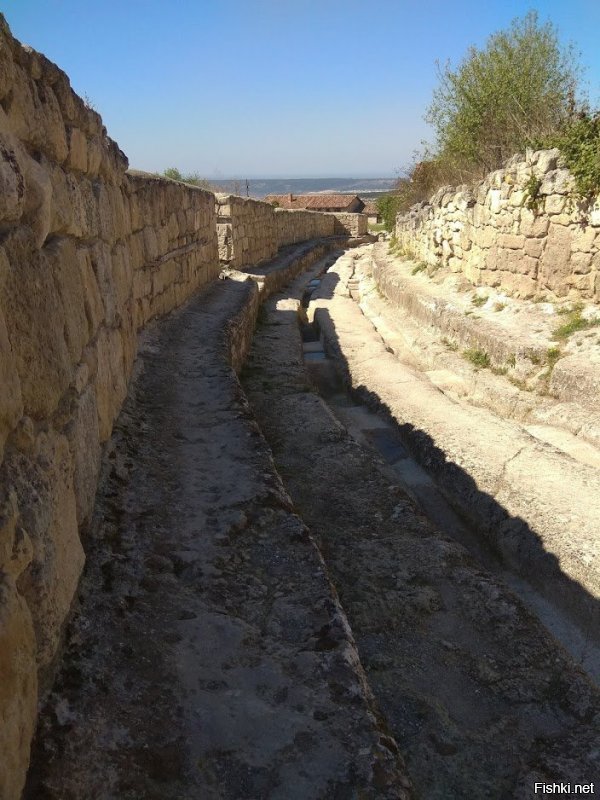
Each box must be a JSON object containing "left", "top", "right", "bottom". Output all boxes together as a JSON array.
[
  {"left": 75, "top": 244, "right": 106, "bottom": 333},
  {"left": 532, "top": 148, "right": 560, "bottom": 175},
  {"left": 4, "top": 431, "right": 84, "bottom": 669},
  {"left": 94, "top": 325, "right": 128, "bottom": 441},
  {"left": 567, "top": 272, "right": 594, "bottom": 293},
  {"left": 20, "top": 148, "right": 53, "bottom": 248},
  {"left": 571, "top": 226, "right": 596, "bottom": 253},
  {"left": 66, "top": 126, "right": 87, "bottom": 172},
  {"left": 86, "top": 134, "right": 103, "bottom": 176},
  {"left": 589, "top": 200, "right": 600, "bottom": 227},
  {"left": 524, "top": 238, "right": 544, "bottom": 259},
  {"left": 0, "top": 229, "right": 73, "bottom": 419},
  {"left": 503, "top": 273, "right": 538, "bottom": 298},
  {"left": 539, "top": 168, "right": 574, "bottom": 196},
  {"left": 0, "top": 574, "right": 37, "bottom": 800},
  {"left": 508, "top": 189, "right": 525, "bottom": 207},
  {"left": 5, "top": 67, "right": 68, "bottom": 165},
  {"left": 44, "top": 236, "right": 90, "bottom": 362},
  {"left": 570, "top": 251, "right": 592, "bottom": 275},
  {"left": 539, "top": 223, "right": 572, "bottom": 291},
  {"left": 498, "top": 233, "right": 525, "bottom": 250},
  {"left": 110, "top": 240, "right": 133, "bottom": 311},
  {"left": 544, "top": 194, "right": 567, "bottom": 215},
  {"left": 63, "top": 384, "right": 101, "bottom": 526},
  {"left": 547, "top": 213, "right": 572, "bottom": 227},
  {"left": 143, "top": 226, "right": 159, "bottom": 262},
  {"left": 0, "top": 280, "right": 23, "bottom": 461},
  {"left": 0, "top": 132, "right": 25, "bottom": 224},
  {"left": 520, "top": 210, "right": 549, "bottom": 238}
]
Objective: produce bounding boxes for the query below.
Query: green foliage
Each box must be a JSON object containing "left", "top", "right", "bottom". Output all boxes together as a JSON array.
[
  {"left": 163, "top": 167, "right": 212, "bottom": 189},
  {"left": 493, "top": 301, "right": 507, "bottom": 312},
  {"left": 471, "top": 294, "right": 488, "bottom": 307},
  {"left": 411, "top": 263, "right": 428, "bottom": 275},
  {"left": 538, "top": 110, "right": 600, "bottom": 197},
  {"left": 425, "top": 11, "right": 581, "bottom": 178},
  {"left": 463, "top": 348, "right": 491, "bottom": 368},
  {"left": 524, "top": 175, "right": 543, "bottom": 210},
  {"left": 377, "top": 194, "right": 402, "bottom": 231},
  {"left": 553, "top": 308, "right": 600, "bottom": 339},
  {"left": 547, "top": 346, "right": 562, "bottom": 366}
]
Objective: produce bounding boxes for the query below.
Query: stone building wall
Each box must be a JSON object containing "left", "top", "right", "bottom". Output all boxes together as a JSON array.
[
  {"left": 0, "top": 19, "right": 221, "bottom": 798},
  {"left": 395, "top": 149, "right": 600, "bottom": 300}
]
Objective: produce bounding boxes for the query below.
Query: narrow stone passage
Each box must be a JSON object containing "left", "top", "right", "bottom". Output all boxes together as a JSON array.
[
  {"left": 25, "top": 250, "right": 410, "bottom": 800},
  {"left": 242, "top": 252, "right": 600, "bottom": 799}
]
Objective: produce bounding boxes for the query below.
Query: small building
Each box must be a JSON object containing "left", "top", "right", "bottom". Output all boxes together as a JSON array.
[{"left": 264, "top": 193, "right": 365, "bottom": 213}]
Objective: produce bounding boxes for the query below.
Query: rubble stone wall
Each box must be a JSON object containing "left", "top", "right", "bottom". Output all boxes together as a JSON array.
[
  {"left": 216, "top": 195, "right": 337, "bottom": 269},
  {"left": 0, "top": 18, "right": 351, "bottom": 796},
  {"left": 332, "top": 212, "right": 368, "bottom": 237},
  {"left": 0, "top": 19, "right": 221, "bottom": 798},
  {"left": 395, "top": 149, "right": 600, "bottom": 300},
  {"left": 275, "top": 207, "right": 336, "bottom": 247}
]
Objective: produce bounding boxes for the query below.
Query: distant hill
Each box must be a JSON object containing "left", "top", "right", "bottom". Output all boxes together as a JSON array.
[{"left": 210, "top": 177, "right": 396, "bottom": 199}]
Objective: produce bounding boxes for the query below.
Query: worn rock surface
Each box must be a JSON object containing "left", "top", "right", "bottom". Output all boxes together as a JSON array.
[
  {"left": 367, "top": 242, "right": 600, "bottom": 439},
  {"left": 25, "top": 264, "right": 410, "bottom": 800},
  {"left": 242, "top": 257, "right": 600, "bottom": 798},
  {"left": 309, "top": 249, "right": 600, "bottom": 634}
]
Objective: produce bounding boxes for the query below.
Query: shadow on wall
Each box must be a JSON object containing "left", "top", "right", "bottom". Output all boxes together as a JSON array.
[{"left": 313, "top": 305, "right": 600, "bottom": 655}]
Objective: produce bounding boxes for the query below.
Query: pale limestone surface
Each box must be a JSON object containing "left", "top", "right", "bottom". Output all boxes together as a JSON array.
[
  {"left": 310, "top": 251, "right": 600, "bottom": 631},
  {"left": 216, "top": 193, "right": 366, "bottom": 269},
  {"left": 396, "top": 148, "right": 600, "bottom": 301}
]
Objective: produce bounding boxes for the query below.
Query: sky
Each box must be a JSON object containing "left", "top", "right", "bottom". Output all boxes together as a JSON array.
[{"left": 3, "top": 0, "right": 600, "bottom": 178}]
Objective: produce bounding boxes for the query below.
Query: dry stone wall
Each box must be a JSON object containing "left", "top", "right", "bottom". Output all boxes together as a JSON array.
[
  {"left": 0, "top": 17, "right": 350, "bottom": 796},
  {"left": 332, "top": 211, "right": 368, "bottom": 237},
  {"left": 395, "top": 149, "right": 600, "bottom": 300},
  {"left": 0, "top": 20, "right": 216, "bottom": 799},
  {"left": 216, "top": 194, "right": 338, "bottom": 269}
]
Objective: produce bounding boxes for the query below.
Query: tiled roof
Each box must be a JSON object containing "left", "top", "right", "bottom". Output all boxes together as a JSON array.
[{"left": 361, "top": 200, "right": 378, "bottom": 215}]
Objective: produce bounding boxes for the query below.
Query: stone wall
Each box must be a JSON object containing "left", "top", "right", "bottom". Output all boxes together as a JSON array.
[
  {"left": 216, "top": 194, "right": 337, "bottom": 270},
  {"left": 332, "top": 212, "right": 368, "bottom": 237},
  {"left": 0, "top": 19, "right": 222, "bottom": 798},
  {"left": 395, "top": 149, "right": 600, "bottom": 300},
  {"left": 216, "top": 194, "right": 277, "bottom": 268},
  {"left": 275, "top": 207, "right": 336, "bottom": 247},
  {"left": 0, "top": 17, "right": 351, "bottom": 795}
]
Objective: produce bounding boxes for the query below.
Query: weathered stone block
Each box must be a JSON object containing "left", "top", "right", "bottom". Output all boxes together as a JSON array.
[
  {"left": 4, "top": 431, "right": 84, "bottom": 670},
  {"left": 498, "top": 233, "right": 525, "bottom": 250},
  {"left": 0, "top": 575, "right": 37, "bottom": 800},
  {"left": 524, "top": 238, "right": 544, "bottom": 259}
]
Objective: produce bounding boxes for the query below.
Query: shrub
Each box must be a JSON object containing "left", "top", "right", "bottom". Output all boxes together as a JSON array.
[
  {"left": 425, "top": 11, "right": 581, "bottom": 177},
  {"left": 463, "top": 348, "right": 491, "bottom": 368},
  {"left": 538, "top": 110, "right": 600, "bottom": 198}
]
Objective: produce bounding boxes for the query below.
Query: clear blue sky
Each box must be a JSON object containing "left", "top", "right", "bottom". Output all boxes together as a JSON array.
[{"left": 3, "top": 0, "right": 600, "bottom": 178}]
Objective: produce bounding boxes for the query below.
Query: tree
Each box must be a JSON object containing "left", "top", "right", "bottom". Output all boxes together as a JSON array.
[{"left": 425, "top": 11, "right": 582, "bottom": 178}]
